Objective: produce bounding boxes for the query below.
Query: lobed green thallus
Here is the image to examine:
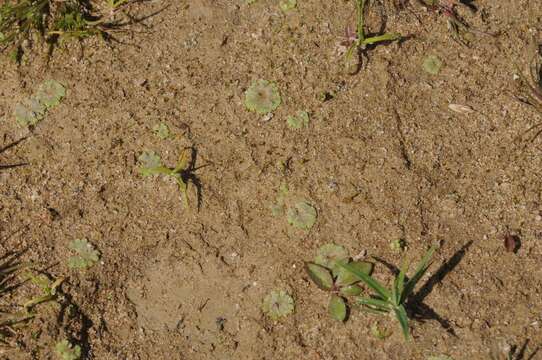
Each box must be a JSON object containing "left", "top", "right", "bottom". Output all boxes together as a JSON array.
[{"left": 338, "top": 245, "right": 437, "bottom": 341}]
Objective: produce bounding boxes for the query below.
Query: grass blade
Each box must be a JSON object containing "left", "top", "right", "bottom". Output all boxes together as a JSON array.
[
  {"left": 402, "top": 245, "right": 436, "bottom": 301},
  {"left": 356, "top": 297, "right": 390, "bottom": 312},
  {"left": 394, "top": 259, "right": 408, "bottom": 306},
  {"left": 393, "top": 304, "right": 410, "bottom": 341},
  {"left": 338, "top": 262, "right": 390, "bottom": 300}
]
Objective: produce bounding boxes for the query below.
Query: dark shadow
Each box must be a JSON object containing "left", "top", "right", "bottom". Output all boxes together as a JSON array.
[
  {"left": 460, "top": 0, "right": 477, "bottom": 12},
  {"left": 0, "top": 137, "right": 29, "bottom": 172},
  {"left": 180, "top": 147, "right": 205, "bottom": 211}
]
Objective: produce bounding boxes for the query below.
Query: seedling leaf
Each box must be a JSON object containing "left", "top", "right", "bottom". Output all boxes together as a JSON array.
[
  {"left": 286, "top": 201, "right": 317, "bottom": 230},
  {"left": 68, "top": 239, "right": 100, "bottom": 269},
  {"left": 339, "top": 284, "right": 362, "bottom": 296},
  {"left": 338, "top": 262, "right": 390, "bottom": 300},
  {"left": 423, "top": 55, "right": 443, "bottom": 75},
  {"left": 262, "top": 290, "right": 294, "bottom": 320},
  {"left": 138, "top": 151, "right": 164, "bottom": 176},
  {"left": 314, "top": 244, "right": 349, "bottom": 270},
  {"left": 334, "top": 261, "right": 373, "bottom": 287},
  {"left": 279, "top": 0, "right": 296, "bottom": 11},
  {"left": 401, "top": 245, "right": 436, "bottom": 302},
  {"left": 286, "top": 111, "right": 309, "bottom": 130},
  {"left": 35, "top": 80, "right": 66, "bottom": 109},
  {"left": 306, "top": 262, "right": 334, "bottom": 290},
  {"left": 393, "top": 304, "right": 410, "bottom": 341},
  {"left": 245, "top": 79, "right": 281, "bottom": 114},
  {"left": 14, "top": 98, "right": 44, "bottom": 126},
  {"left": 55, "top": 340, "right": 81, "bottom": 360},
  {"left": 328, "top": 295, "right": 347, "bottom": 322},
  {"left": 153, "top": 123, "right": 171, "bottom": 139}
]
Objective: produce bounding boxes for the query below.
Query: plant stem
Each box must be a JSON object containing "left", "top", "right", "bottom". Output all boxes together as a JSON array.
[
  {"left": 362, "top": 32, "right": 401, "bottom": 46},
  {"left": 356, "top": 0, "right": 365, "bottom": 43}
]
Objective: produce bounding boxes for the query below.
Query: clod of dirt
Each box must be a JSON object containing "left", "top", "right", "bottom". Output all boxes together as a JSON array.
[{"left": 504, "top": 234, "right": 520, "bottom": 253}]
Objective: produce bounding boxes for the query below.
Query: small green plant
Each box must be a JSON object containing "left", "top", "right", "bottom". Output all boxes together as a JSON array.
[
  {"left": 338, "top": 245, "right": 437, "bottom": 340},
  {"left": 286, "top": 200, "right": 317, "bottom": 230},
  {"left": 262, "top": 290, "right": 294, "bottom": 320},
  {"left": 152, "top": 122, "right": 171, "bottom": 140},
  {"left": 342, "top": 0, "right": 401, "bottom": 73},
  {"left": 422, "top": 55, "right": 443, "bottom": 75},
  {"left": 286, "top": 110, "right": 309, "bottom": 130},
  {"left": 138, "top": 148, "right": 199, "bottom": 208},
  {"left": 244, "top": 79, "right": 281, "bottom": 114},
  {"left": 68, "top": 238, "right": 100, "bottom": 269},
  {"left": 23, "top": 272, "right": 64, "bottom": 310},
  {"left": 516, "top": 44, "right": 542, "bottom": 142},
  {"left": 14, "top": 79, "right": 65, "bottom": 126},
  {"left": 305, "top": 244, "right": 373, "bottom": 322},
  {"left": 55, "top": 339, "right": 81, "bottom": 360},
  {"left": 390, "top": 238, "right": 406, "bottom": 252}
]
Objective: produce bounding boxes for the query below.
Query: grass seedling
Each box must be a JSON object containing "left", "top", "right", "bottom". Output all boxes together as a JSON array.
[
  {"left": 516, "top": 44, "right": 542, "bottom": 142},
  {"left": 138, "top": 148, "right": 201, "bottom": 208},
  {"left": 23, "top": 272, "right": 64, "bottom": 310},
  {"left": 338, "top": 245, "right": 437, "bottom": 340},
  {"left": 342, "top": 0, "right": 401, "bottom": 73}
]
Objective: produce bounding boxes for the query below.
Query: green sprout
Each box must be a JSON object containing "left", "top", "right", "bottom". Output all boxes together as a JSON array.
[
  {"left": 262, "top": 290, "right": 294, "bottom": 320},
  {"left": 305, "top": 244, "right": 373, "bottom": 322},
  {"left": 23, "top": 273, "right": 64, "bottom": 310},
  {"left": 138, "top": 148, "right": 199, "bottom": 208},
  {"left": 279, "top": 0, "right": 296, "bottom": 12},
  {"left": 152, "top": 122, "right": 171, "bottom": 140},
  {"left": 515, "top": 44, "right": 542, "bottom": 142},
  {"left": 343, "top": 0, "right": 401, "bottom": 73},
  {"left": 55, "top": 339, "right": 81, "bottom": 360},
  {"left": 338, "top": 245, "right": 437, "bottom": 340},
  {"left": 68, "top": 239, "right": 100, "bottom": 269},
  {"left": 244, "top": 79, "right": 281, "bottom": 114}
]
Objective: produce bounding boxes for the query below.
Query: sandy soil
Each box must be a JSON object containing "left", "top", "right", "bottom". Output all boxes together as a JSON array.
[{"left": 1, "top": 0, "right": 542, "bottom": 359}]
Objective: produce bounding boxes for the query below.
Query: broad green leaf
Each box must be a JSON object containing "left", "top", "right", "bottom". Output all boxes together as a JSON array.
[
  {"left": 35, "top": 80, "right": 66, "bottom": 109},
  {"left": 338, "top": 262, "right": 391, "bottom": 300},
  {"left": 68, "top": 239, "right": 100, "bottom": 269},
  {"left": 328, "top": 295, "right": 347, "bottom": 322},
  {"left": 314, "top": 244, "right": 349, "bottom": 270},
  {"left": 262, "top": 290, "right": 294, "bottom": 320},
  {"left": 394, "top": 304, "right": 410, "bottom": 341},
  {"left": 334, "top": 261, "right": 373, "bottom": 287},
  {"left": 153, "top": 123, "right": 171, "bottom": 139},
  {"left": 245, "top": 79, "right": 281, "bottom": 114},
  {"left": 305, "top": 262, "right": 333, "bottom": 290},
  {"left": 55, "top": 340, "right": 81, "bottom": 360},
  {"left": 286, "top": 201, "right": 317, "bottom": 230},
  {"left": 339, "top": 284, "right": 362, "bottom": 297}
]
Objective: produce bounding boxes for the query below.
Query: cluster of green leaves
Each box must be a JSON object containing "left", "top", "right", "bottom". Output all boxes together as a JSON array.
[
  {"left": 305, "top": 244, "right": 373, "bottom": 322},
  {"left": 68, "top": 239, "right": 100, "bottom": 269},
  {"left": 244, "top": 79, "right": 281, "bottom": 115},
  {"left": 339, "top": 245, "right": 437, "bottom": 340},
  {"left": 55, "top": 339, "right": 81, "bottom": 360},
  {"left": 138, "top": 148, "right": 193, "bottom": 208},
  {"left": 13, "top": 79, "right": 66, "bottom": 126}
]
